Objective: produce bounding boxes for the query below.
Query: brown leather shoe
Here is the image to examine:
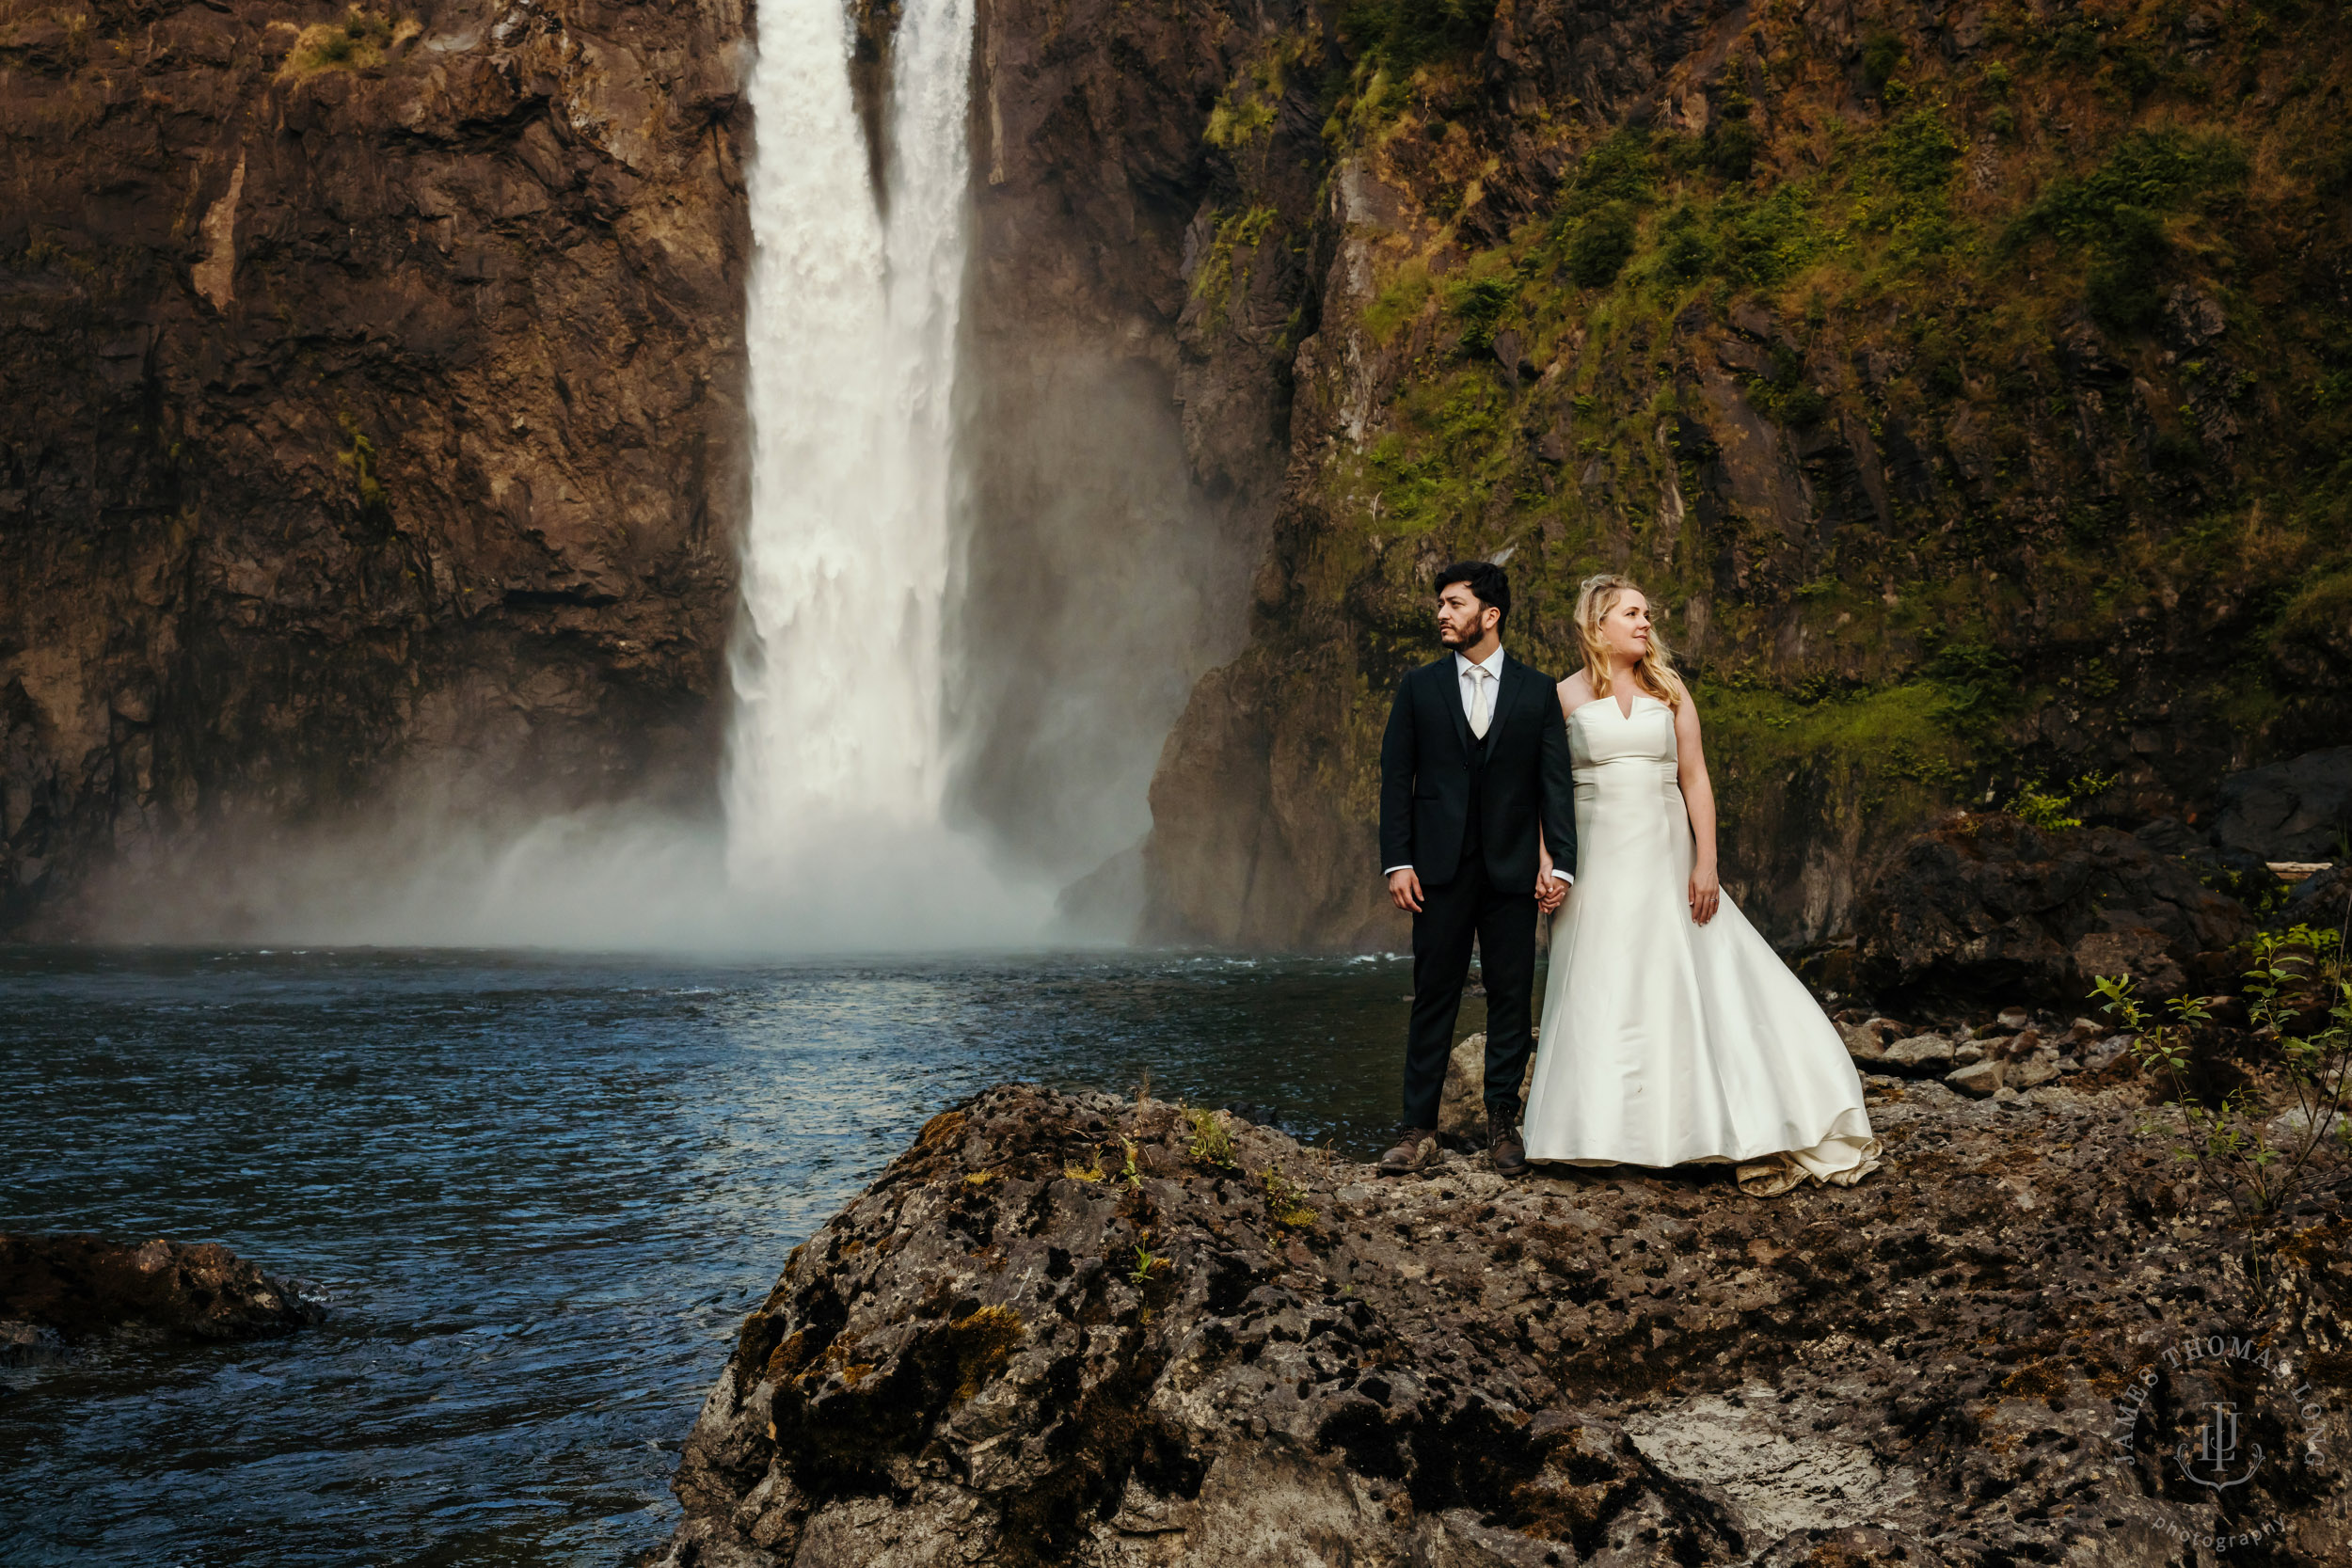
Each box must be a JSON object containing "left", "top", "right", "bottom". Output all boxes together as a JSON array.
[
  {"left": 1487, "top": 1112, "right": 1528, "bottom": 1178},
  {"left": 1378, "top": 1126, "right": 1436, "bottom": 1176}
]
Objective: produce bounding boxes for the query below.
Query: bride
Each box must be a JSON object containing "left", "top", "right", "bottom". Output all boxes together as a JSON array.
[{"left": 1524, "top": 574, "right": 1883, "bottom": 1197}]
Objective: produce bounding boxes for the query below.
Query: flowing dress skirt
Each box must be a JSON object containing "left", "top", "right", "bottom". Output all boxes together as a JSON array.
[{"left": 1522, "top": 696, "right": 1882, "bottom": 1196}]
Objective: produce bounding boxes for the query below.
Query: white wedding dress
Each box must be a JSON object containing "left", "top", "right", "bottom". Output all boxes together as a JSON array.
[{"left": 1523, "top": 693, "right": 1883, "bottom": 1196}]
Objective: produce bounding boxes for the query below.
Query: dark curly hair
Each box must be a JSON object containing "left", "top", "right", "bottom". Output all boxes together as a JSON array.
[{"left": 1433, "top": 560, "right": 1510, "bottom": 627}]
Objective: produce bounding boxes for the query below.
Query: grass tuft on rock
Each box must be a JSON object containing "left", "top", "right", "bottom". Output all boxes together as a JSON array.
[{"left": 278, "top": 8, "right": 414, "bottom": 79}]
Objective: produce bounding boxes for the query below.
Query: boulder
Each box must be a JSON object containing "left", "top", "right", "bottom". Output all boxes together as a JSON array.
[
  {"left": 2010, "top": 1050, "right": 2062, "bottom": 1090},
  {"left": 0, "top": 1233, "right": 322, "bottom": 1345},
  {"left": 1838, "top": 1017, "right": 1901, "bottom": 1063},
  {"left": 1879, "top": 1034, "right": 1956, "bottom": 1076},
  {"left": 1995, "top": 1025, "right": 2043, "bottom": 1060},
  {"left": 2084, "top": 1036, "right": 2137, "bottom": 1073},
  {"left": 2072, "top": 927, "right": 2187, "bottom": 998},
  {"left": 1856, "top": 814, "right": 2253, "bottom": 1005},
  {"left": 2289, "top": 863, "right": 2352, "bottom": 925},
  {"left": 2213, "top": 747, "right": 2352, "bottom": 862},
  {"left": 1437, "top": 1032, "right": 1534, "bottom": 1143},
  {"left": 2267, "top": 1103, "right": 2345, "bottom": 1149},
  {"left": 652, "top": 1084, "right": 2352, "bottom": 1567},
  {"left": 1946, "top": 1059, "right": 2006, "bottom": 1098}
]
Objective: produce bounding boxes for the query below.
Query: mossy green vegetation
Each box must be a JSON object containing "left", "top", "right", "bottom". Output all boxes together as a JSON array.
[
  {"left": 1260, "top": 1168, "right": 1317, "bottom": 1230},
  {"left": 943, "top": 1306, "right": 1023, "bottom": 1401},
  {"left": 1290, "top": 0, "right": 2352, "bottom": 848},
  {"left": 1190, "top": 206, "right": 1279, "bottom": 331}
]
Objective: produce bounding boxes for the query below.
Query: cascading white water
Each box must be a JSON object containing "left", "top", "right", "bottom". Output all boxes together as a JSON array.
[{"left": 723, "top": 0, "right": 1049, "bottom": 939}]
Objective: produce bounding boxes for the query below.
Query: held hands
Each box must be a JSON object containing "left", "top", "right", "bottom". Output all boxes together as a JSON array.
[
  {"left": 1688, "top": 863, "right": 1721, "bottom": 926},
  {"left": 1388, "top": 867, "right": 1424, "bottom": 913},
  {"left": 1535, "top": 850, "right": 1565, "bottom": 913}
]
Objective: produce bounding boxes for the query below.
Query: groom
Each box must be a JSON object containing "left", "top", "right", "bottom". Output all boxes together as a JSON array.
[{"left": 1377, "top": 562, "right": 1576, "bottom": 1179}]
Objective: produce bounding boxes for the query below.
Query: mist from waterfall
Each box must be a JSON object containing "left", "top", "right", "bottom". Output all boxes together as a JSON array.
[{"left": 720, "top": 0, "right": 1054, "bottom": 945}]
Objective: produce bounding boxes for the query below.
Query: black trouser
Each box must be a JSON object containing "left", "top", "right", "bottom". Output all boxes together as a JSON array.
[{"left": 1403, "top": 852, "right": 1537, "bottom": 1130}]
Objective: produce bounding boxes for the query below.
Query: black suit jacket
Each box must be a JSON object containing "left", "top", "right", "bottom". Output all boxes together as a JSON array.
[{"left": 1378, "top": 652, "right": 1578, "bottom": 892}]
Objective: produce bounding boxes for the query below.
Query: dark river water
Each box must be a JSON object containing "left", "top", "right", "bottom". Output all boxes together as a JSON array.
[{"left": 0, "top": 946, "right": 1470, "bottom": 1566}]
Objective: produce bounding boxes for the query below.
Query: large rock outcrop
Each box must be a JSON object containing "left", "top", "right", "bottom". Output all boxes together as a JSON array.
[
  {"left": 0, "top": 0, "right": 750, "bottom": 933},
  {"left": 653, "top": 1082, "right": 2351, "bottom": 1566},
  {"left": 1856, "top": 812, "right": 2257, "bottom": 1006},
  {"left": 2214, "top": 748, "right": 2352, "bottom": 865}
]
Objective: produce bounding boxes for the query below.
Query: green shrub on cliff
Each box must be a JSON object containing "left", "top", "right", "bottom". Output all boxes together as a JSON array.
[
  {"left": 1878, "top": 108, "right": 1961, "bottom": 194},
  {"left": 1565, "top": 210, "right": 1638, "bottom": 288},
  {"left": 1340, "top": 0, "right": 1499, "bottom": 71},
  {"left": 1445, "top": 256, "right": 1518, "bottom": 353},
  {"left": 2010, "top": 129, "right": 2249, "bottom": 246},
  {"left": 2006, "top": 128, "right": 2248, "bottom": 327}
]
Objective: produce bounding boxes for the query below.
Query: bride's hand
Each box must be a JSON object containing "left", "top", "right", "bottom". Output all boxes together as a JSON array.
[{"left": 1688, "top": 864, "right": 1720, "bottom": 926}]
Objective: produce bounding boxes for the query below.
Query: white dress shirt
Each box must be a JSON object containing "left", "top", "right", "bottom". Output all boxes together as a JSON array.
[{"left": 1387, "top": 646, "right": 1571, "bottom": 882}]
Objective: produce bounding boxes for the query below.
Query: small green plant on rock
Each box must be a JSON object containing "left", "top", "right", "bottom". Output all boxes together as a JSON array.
[
  {"left": 1861, "top": 31, "right": 1906, "bottom": 93},
  {"left": 335, "top": 412, "right": 388, "bottom": 512},
  {"left": 1129, "top": 1239, "right": 1167, "bottom": 1285},
  {"left": 1565, "top": 208, "right": 1637, "bottom": 288},
  {"left": 1446, "top": 263, "right": 1518, "bottom": 354},
  {"left": 1184, "top": 1106, "right": 1238, "bottom": 1170},
  {"left": 1261, "top": 1168, "right": 1318, "bottom": 1230},
  {"left": 2002, "top": 770, "right": 2115, "bottom": 831},
  {"left": 280, "top": 8, "right": 411, "bottom": 79}
]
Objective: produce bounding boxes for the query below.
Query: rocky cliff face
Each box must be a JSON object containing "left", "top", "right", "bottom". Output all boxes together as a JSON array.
[
  {"left": 652, "top": 1082, "right": 2351, "bottom": 1565},
  {"left": 0, "top": 0, "right": 749, "bottom": 932},
  {"left": 1139, "top": 0, "right": 2352, "bottom": 949}
]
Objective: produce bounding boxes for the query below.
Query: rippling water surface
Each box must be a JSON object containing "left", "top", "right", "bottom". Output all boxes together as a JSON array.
[{"left": 0, "top": 947, "right": 1465, "bottom": 1566}]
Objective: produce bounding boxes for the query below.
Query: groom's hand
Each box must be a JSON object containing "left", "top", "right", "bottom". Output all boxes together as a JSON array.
[
  {"left": 1537, "top": 877, "right": 1566, "bottom": 913},
  {"left": 1387, "top": 868, "right": 1424, "bottom": 913}
]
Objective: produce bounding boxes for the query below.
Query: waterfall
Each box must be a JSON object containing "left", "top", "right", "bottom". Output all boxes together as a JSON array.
[
  {"left": 79, "top": 0, "right": 1238, "bottom": 951},
  {"left": 724, "top": 0, "right": 1045, "bottom": 939}
]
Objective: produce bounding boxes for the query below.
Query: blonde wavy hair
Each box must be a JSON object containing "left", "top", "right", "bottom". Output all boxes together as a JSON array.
[{"left": 1574, "top": 573, "right": 1690, "bottom": 708}]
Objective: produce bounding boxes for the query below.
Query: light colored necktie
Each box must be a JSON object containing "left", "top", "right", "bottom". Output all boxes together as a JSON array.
[{"left": 1468, "top": 666, "right": 1492, "bottom": 739}]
